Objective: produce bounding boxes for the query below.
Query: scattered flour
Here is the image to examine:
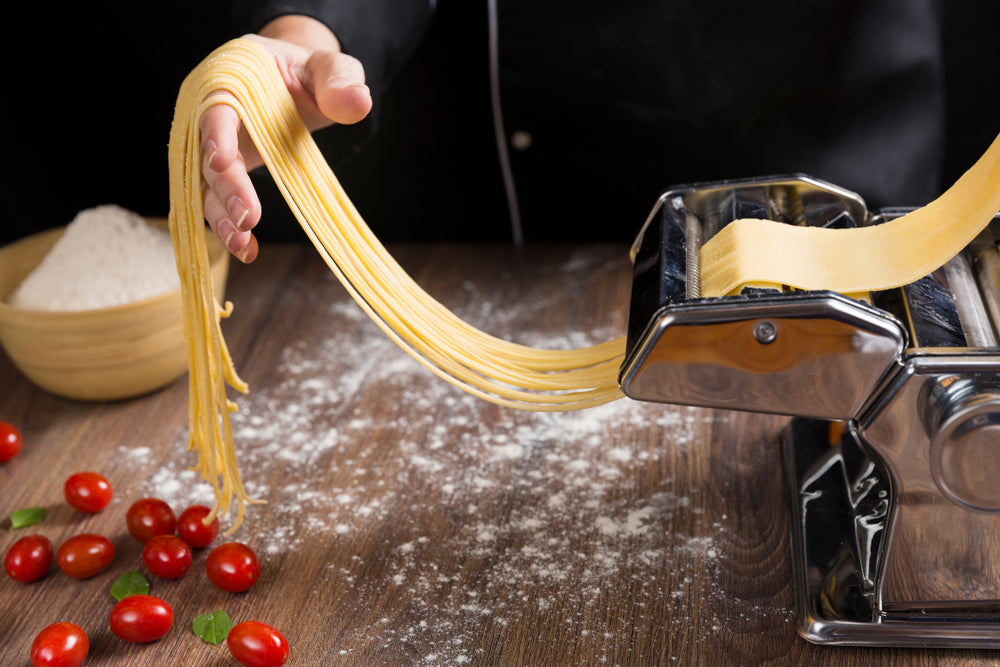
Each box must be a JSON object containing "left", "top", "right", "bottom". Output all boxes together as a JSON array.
[
  {"left": 9, "top": 205, "right": 179, "bottom": 310},
  {"left": 123, "top": 249, "right": 789, "bottom": 664}
]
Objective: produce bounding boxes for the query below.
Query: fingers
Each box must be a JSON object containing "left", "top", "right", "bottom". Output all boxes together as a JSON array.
[
  {"left": 202, "top": 177, "right": 259, "bottom": 263},
  {"left": 193, "top": 25, "right": 373, "bottom": 265},
  {"left": 200, "top": 100, "right": 263, "bottom": 262}
]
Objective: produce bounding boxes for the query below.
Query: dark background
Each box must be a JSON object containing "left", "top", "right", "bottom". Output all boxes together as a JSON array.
[{"left": 2, "top": 2, "right": 998, "bottom": 246}]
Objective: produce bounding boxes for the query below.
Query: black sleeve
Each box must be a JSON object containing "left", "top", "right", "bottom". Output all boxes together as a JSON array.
[{"left": 229, "top": 0, "right": 436, "bottom": 97}]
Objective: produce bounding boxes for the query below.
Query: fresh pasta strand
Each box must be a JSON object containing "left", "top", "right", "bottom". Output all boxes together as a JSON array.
[{"left": 168, "top": 38, "right": 627, "bottom": 531}]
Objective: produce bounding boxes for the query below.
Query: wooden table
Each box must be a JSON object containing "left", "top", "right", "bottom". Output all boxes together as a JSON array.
[{"left": 1, "top": 242, "right": 998, "bottom": 666}]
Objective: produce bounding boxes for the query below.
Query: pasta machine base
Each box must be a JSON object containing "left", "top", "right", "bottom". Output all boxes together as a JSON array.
[
  {"left": 784, "top": 417, "right": 1000, "bottom": 647},
  {"left": 620, "top": 175, "right": 1000, "bottom": 647}
]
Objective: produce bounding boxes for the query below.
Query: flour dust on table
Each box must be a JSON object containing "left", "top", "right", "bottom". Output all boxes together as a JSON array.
[{"left": 123, "top": 252, "right": 792, "bottom": 665}]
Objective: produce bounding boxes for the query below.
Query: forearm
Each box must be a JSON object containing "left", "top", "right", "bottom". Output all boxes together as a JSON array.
[
  {"left": 230, "top": 1, "right": 436, "bottom": 96},
  {"left": 259, "top": 14, "right": 341, "bottom": 53}
]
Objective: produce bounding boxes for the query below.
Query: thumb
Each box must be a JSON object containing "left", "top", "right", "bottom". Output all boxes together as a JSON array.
[{"left": 307, "top": 50, "right": 373, "bottom": 126}]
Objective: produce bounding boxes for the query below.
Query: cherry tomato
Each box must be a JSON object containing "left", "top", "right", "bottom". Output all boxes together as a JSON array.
[
  {"left": 176, "top": 504, "right": 220, "bottom": 548},
  {"left": 142, "top": 535, "right": 192, "bottom": 579},
  {"left": 126, "top": 498, "right": 176, "bottom": 543},
  {"left": 227, "top": 621, "right": 289, "bottom": 667},
  {"left": 63, "top": 472, "right": 113, "bottom": 513},
  {"left": 56, "top": 534, "right": 114, "bottom": 579},
  {"left": 5, "top": 534, "right": 54, "bottom": 582},
  {"left": 108, "top": 594, "right": 173, "bottom": 643},
  {"left": 0, "top": 421, "right": 22, "bottom": 462},
  {"left": 30, "top": 621, "right": 89, "bottom": 667},
  {"left": 205, "top": 542, "right": 261, "bottom": 593}
]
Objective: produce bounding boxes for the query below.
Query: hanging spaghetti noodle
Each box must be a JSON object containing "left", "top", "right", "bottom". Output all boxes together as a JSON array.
[{"left": 168, "top": 38, "right": 627, "bottom": 530}]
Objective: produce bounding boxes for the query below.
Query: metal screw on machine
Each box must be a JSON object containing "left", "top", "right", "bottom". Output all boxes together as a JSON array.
[
  {"left": 620, "top": 173, "right": 1000, "bottom": 648},
  {"left": 753, "top": 320, "right": 777, "bottom": 344}
]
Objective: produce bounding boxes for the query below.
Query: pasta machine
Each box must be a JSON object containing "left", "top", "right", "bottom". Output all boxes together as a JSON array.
[{"left": 620, "top": 174, "right": 1000, "bottom": 647}]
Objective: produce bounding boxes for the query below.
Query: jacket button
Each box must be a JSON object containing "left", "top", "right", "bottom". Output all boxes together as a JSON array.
[{"left": 510, "top": 130, "right": 532, "bottom": 151}]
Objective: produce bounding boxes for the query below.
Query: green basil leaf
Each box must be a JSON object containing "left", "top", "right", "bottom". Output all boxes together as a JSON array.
[
  {"left": 110, "top": 571, "right": 151, "bottom": 601},
  {"left": 192, "top": 610, "right": 233, "bottom": 645},
  {"left": 9, "top": 506, "right": 46, "bottom": 529}
]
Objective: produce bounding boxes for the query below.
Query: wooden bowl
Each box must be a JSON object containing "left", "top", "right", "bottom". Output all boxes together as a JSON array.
[{"left": 0, "top": 219, "right": 229, "bottom": 401}]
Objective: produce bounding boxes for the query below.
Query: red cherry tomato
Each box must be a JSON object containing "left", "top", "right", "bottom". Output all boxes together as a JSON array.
[
  {"left": 63, "top": 472, "right": 113, "bottom": 513},
  {"left": 176, "top": 504, "right": 220, "bottom": 548},
  {"left": 205, "top": 542, "right": 261, "bottom": 593},
  {"left": 0, "top": 421, "right": 22, "bottom": 462},
  {"left": 30, "top": 621, "right": 89, "bottom": 667},
  {"left": 227, "top": 621, "right": 289, "bottom": 667},
  {"left": 108, "top": 594, "right": 173, "bottom": 643},
  {"left": 56, "top": 534, "right": 114, "bottom": 579},
  {"left": 5, "top": 534, "right": 54, "bottom": 582},
  {"left": 142, "top": 535, "right": 192, "bottom": 579},
  {"left": 126, "top": 498, "right": 176, "bottom": 543}
]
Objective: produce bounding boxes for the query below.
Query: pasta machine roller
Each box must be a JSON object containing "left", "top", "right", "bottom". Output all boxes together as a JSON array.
[{"left": 620, "top": 174, "right": 1000, "bottom": 647}]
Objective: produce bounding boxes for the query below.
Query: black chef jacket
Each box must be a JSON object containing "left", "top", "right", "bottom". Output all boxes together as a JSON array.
[{"left": 232, "top": 0, "right": 946, "bottom": 244}]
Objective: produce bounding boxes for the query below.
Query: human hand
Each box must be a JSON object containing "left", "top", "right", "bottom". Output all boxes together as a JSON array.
[{"left": 199, "top": 16, "right": 372, "bottom": 262}]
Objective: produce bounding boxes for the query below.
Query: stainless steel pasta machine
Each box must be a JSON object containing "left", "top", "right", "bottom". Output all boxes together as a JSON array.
[{"left": 620, "top": 174, "right": 1000, "bottom": 647}]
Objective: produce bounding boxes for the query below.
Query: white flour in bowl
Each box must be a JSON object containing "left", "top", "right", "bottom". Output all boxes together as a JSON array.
[{"left": 9, "top": 205, "right": 179, "bottom": 310}]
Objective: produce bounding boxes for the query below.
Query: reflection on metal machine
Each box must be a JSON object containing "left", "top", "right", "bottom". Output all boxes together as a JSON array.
[{"left": 620, "top": 174, "right": 1000, "bottom": 647}]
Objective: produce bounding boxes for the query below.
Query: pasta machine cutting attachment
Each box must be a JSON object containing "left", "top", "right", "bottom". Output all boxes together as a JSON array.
[{"left": 620, "top": 174, "right": 1000, "bottom": 647}]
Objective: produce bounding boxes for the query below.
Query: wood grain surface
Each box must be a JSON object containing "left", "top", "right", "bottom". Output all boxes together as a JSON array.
[{"left": 1, "top": 243, "right": 998, "bottom": 666}]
